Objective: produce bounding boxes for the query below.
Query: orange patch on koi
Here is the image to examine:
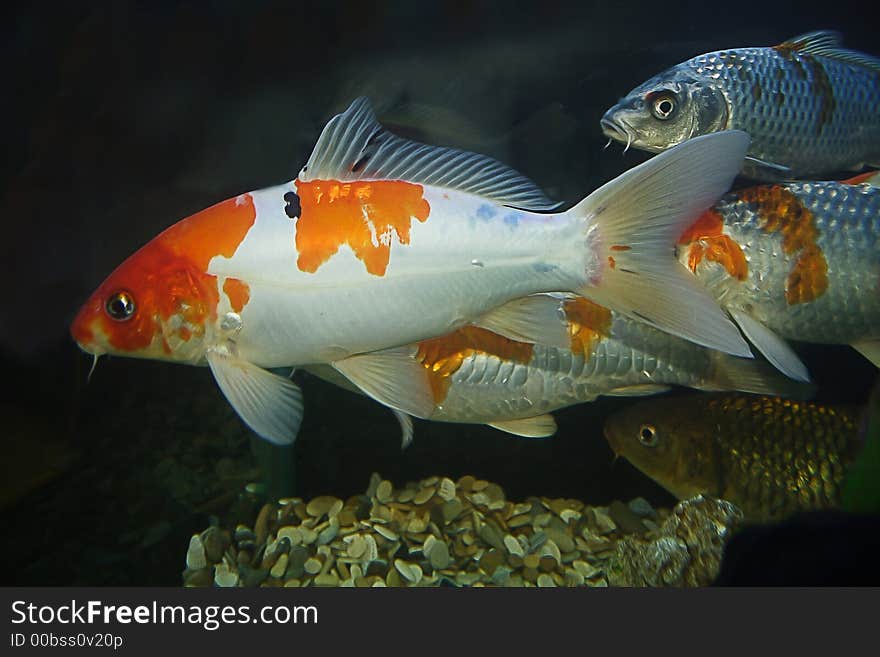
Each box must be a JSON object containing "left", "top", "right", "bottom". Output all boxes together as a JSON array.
[
  {"left": 840, "top": 171, "right": 879, "bottom": 185},
  {"left": 608, "top": 256, "right": 616, "bottom": 269},
  {"left": 416, "top": 326, "right": 534, "bottom": 404},
  {"left": 223, "top": 277, "right": 251, "bottom": 313},
  {"left": 295, "top": 180, "right": 430, "bottom": 276},
  {"left": 610, "top": 245, "right": 631, "bottom": 251},
  {"left": 678, "top": 209, "right": 748, "bottom": 281},
  {"left": 738, "top": 185, "right": 829, "bottom": 304},
  {"left": 562, "top": 297, "right": 612, "bottom": 356}
]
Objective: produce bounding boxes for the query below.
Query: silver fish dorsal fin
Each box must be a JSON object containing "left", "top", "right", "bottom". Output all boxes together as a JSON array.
[
  {"left": 297, "top": 97, "right": 561, "bottom": 211},
  {"left": 775, "top": 30, "right": 880, "bottom": 73}
]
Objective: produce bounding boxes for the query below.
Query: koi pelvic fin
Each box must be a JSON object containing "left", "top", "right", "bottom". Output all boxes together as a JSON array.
[
  {"left": 488, "top": 414, "right": 557, "bottom": 437},
  {"left": 728, "top": 309, "right": 811, "bottom": 382},
  {"left": 332, "top": 346, "right": 435, "bottom": 419},
  {"left": 570, "top": 130, "right": 753, "bottom": 357},
  {"left": 206, "top": 345, "right": 304, "bottom": 445}
]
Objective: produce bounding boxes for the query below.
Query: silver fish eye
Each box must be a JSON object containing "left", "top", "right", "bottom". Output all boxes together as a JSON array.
[
  {"left": 106, "top": 290, "right": 136, "bottom": 321},
  {"left": 638, "top": 423, "right": 658, "bottom": 447},
  {"left": 649, "top": 92, "right": 676, "bottom": 120}
]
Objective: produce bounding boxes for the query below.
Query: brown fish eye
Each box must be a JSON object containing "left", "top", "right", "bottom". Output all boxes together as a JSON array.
[
  {"left": 638, "top": 424, "right": 658, "bottom": 447},
  {"left": 650, "top": 94, "right": 676, "bottom": 120},
  {"left": 105, "top": 291, "right": 136, "bottom": 321}
]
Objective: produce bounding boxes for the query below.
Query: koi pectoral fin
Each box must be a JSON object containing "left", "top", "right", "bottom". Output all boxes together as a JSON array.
[
  {"left": 852, "top": 339, "right": 880, "bottom": 368},
  {"left": 332, "top": 346, "right": 436, "bottom": 420},
  {"left": 392, "top": 409, "right": 415, "bottom": 450},
  {"left": 729, "top": 309, "right": 811, "bottom": 382},
  {"left": 488, "top": 414, "right": 557, "bottom": 438},
  {"left": 472, "top": 294, "right": 570, "bottom": 349},
  {"left": 206, "top": 346, "right": 304, "bottom": 446}
]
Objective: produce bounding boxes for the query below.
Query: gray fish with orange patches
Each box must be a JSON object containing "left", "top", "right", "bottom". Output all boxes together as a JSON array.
[
  {"left": 678, "top": 173, "right": 880, "bottom": 381},
  {"left": 308, "top": 295, "right": 810, "bottom": 445},
  {"left": 603, "top": 393, "right": 863, "bottom": 523},
  {"left": 601, "top": 31, "right": 880, "bottom": 180}
]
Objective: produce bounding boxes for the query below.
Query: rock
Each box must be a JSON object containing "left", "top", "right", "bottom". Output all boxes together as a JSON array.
[{"left": 607, "top": 496, "right": 743, "bottom": 587}]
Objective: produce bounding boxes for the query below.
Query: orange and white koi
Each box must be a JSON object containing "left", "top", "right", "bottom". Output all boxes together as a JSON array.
[
  {"left": 71, "top": 98, "right": 750, "bottom": 445},
  {"left": 310, "top": 295, "right": 806, "bottom": 445},
  {"left": 678, "top": 172, "right": 880, "bottom": 381}
]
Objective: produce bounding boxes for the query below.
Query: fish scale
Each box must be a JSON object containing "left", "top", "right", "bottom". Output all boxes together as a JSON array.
[{"left": 682, "top": 180, "right": 880, "bottom": 345}]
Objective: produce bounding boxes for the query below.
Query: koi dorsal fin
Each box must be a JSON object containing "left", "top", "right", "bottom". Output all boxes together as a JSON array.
[
  {"left": 298, "top": 97, "right": 561, "bottom": 211},
  {"left": 776, "top": 30, "right": 880, "bottom": 73}
]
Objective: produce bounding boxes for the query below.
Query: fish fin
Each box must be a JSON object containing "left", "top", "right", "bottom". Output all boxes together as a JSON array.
[
  {"left": 604, "top": 384, "right": 671, "bottom": 397},
  {"left": 488, "top": 414, "right": 557, "bottom": 438},
  {"left": 742, "top": 155, "right": 794, "bottom": 181},
  {"left": 392, "top": 409, "right": 415, "bottom": 450},
  {"left": 728, "top": 309, "right": 811, "bottom": 382},
  {"left": 776, "top": 31, "right": 880, "bottom": 73},
  {"left": 571, "top": 130, "right": 753, "bottom": 357},
  {"left": 299, "top": 97, "right": 561, "bottom": 211},
  {"left": 705, "top": 350, "right": 817, "bottom": 400},
  {"left": 332, "top": 346, "right": 435, "bottom": 419},
  {"left": 840, "top": 171, "right": 880, "bottom": 186},
  {"left": 472, "top": 294, "right": 570, "bottom": 349},
  {"left": 206, "top": 346, "right": 304, "bottom": 446},
  {"left": 852, "top": 339, "right": 880, "bottom": 368}
]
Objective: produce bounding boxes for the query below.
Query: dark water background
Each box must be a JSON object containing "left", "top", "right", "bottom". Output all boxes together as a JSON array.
[{"left": 2, "top": 0, "right": 876, "bottom": 585}]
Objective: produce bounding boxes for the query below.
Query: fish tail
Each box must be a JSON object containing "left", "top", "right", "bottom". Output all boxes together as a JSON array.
[
  {"left": 705, "top": 350, "right": 817, "bottom": 400},
  {"left": 569, "top": 131, "right": 752, "bottom": 357}
]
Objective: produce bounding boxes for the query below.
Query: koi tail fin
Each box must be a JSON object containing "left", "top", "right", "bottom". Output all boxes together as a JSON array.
[{"left": 570, "top": 130, "right": 752, "bottom": 357}]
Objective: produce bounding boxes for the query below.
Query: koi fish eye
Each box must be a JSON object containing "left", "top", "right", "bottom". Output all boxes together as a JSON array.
[
  {"left": 105, "top": 291, "right": 136, "bottom": 321},
  {"left": 638, "top": 423, "right": 658, "bottom": 447},
  {"left": 648, "top": 91, "right": 677, "bottom": 120}
]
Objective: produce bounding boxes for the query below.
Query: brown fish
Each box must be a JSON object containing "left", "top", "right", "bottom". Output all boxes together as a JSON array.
[{"left": 603, "top": 394, "right": 863, "bottom": 522}]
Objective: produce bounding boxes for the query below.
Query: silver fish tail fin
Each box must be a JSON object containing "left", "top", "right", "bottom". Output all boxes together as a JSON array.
[{"left": 569, "top": 131, "right": 752, "bottom": 357}]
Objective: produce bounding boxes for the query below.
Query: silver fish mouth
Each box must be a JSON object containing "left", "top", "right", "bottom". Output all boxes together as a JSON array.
[{"left": 600, "top": 116, "right": 636, "bottom": 152}]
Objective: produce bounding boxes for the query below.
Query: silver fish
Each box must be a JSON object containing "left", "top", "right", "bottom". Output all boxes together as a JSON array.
[
  {"left": 601, "top": 31, "right": 880, "bottom": 180},
  {"left": 308, "top": 295, "right": 808, "bottom": 446}
]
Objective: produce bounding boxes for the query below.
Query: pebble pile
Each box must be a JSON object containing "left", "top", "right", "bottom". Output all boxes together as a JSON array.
[{"left": 183, "top": 473, "right": 742, "bottom": 587}]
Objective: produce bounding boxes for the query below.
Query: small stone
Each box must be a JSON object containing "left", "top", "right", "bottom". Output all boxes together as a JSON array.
[
  {"left": 508, "top": 514, "right": 531, "bottom": 528},
  {"left": 478, "top": 523, "right": 506, "bottom": 552},
  {"left": 276, "top": 526, "right": 302, "bottom": 545},
  {"left": 503, "top": 534, "right": 525, "bottom": 557},
  {"left": 337, "top": 509, "right": 357, "bottom": 527},
  {"left": 314, "top": 572, "right": 339, "bottom": 587},
  {"left": 438, "top": 478, "right": 456, "bottom": 501},
  {"left": 523, "top": 553, "right": 540, "bottom": 569},
  {"left": 214, "top": 562, "right": 239, "bottom": 587},
  {"left": 545, "top": 528, "right": 575, "bottom": 553},
  {"left": 200, "top": 527, "right": 229, "bottom": 564},
  {"left": 457, "top": 475, "right": 476, "bottom": 492},
  {"left": 304, "top": 557, "right": 323, "bottom": 575},
  {"left": 479, "top": 549, "right": 504, "bottom": 576},
  {"left": 593, "top": 508, "right": 617, "bottom": 535},
  {"left": 307, "top": 496, "right": 342, "bottom": 518},
  {"left": 270, "top": 554, "right": 289, "bottom": 579},
  {"left": 572, "top": 560, "right": 601, "bottom": 578},
  {"left": 375, "top": 479, "right": 393, "bottom": 503},
  {"left": 363, "top": 535, "right": 379, "bottom": 562},
  {"left": 441, "top": 499, "right": 464, "bottom": 523},
  {"left": 397, "top": 487, "right": 416, "bottom": 503},
  {"left": 284, "top": 579, "right": 301, "bottom": 587},
  {"left": 537, "top": 574, "right": 556, "bottom": 587},
  {"left": 395, "top": 559, "right": 423, "bottom": 584},
  {"left": 429, "top": 541, "right": 450, "bottom": 570},
  {"left": 472, "top": 479, "right": 489, "bottom": 492},
  {"left": 254, "top": 503, "right": 273, "bottom": 546},
  {"left": 408, "top": 515, "right": 429, "bottom": 534},
  {"left": 414, "top": 486, "right": 436, "bottom": 505},
  {"left": 628, "top": 497, "right": 657, "bottom": 518},
  {"left": 609, "top": 500, "right": 647, "bottom": 534},
  {"left": 317, "top": 518, "right": 340, "bottom": 545},
  {"left": 287, "top": 546, "right": 308, "bottom": 578},
  {"left": 565, "top": 570, "right": 585, "bottom": 587},
  {"left": 374, "top": 525, "right": 399, "bottom": 541},
  {"left": 346, "top": 534, "right": 366, "bottom": 559},
  {"left": 186, "top": 535, "right": 207, "bottom": 570}
]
